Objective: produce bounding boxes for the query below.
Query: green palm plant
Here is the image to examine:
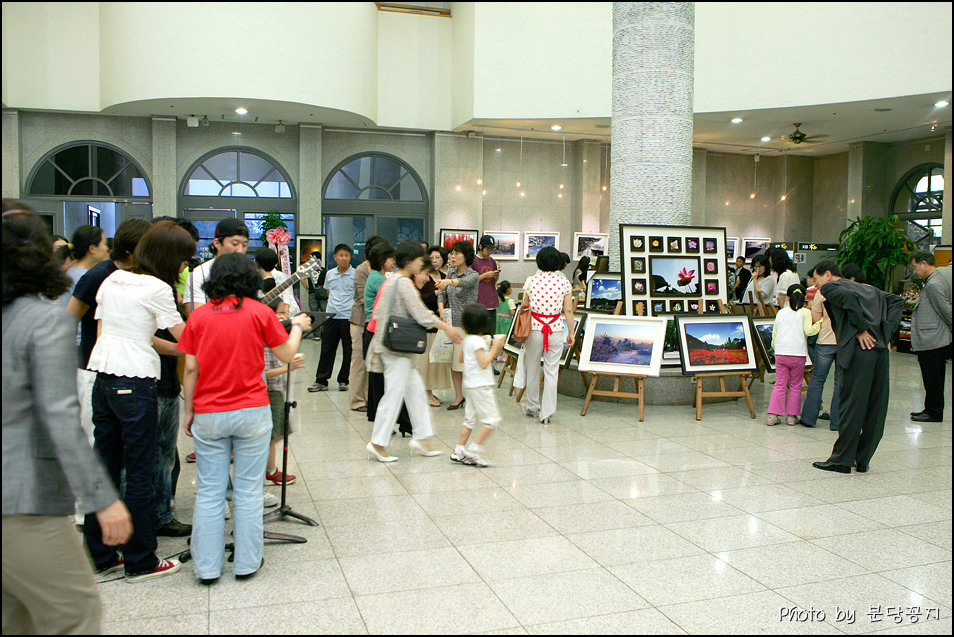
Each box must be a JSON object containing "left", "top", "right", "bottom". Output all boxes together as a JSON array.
[{"left": 837, "top": 214, "right": 916, "bottom": 290}]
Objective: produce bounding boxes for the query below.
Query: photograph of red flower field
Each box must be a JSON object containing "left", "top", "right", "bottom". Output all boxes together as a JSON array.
[{"left": 684, "top": 321, "right": 749, "bottom": 366}]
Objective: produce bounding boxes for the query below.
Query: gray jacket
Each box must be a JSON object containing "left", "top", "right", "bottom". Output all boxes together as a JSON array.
[
  {"left": 912, "top": 269, "right": 952, "bottom": 352},
  {"left": 2, "top": 296, "right": 117, "bottom": 516}
]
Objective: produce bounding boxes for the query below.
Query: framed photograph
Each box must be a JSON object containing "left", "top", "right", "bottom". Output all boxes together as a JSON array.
[
  {"left": 483, "top": 231, "right": 520, "bottom": 261},
  {"left": 651, "top": 300, "right": 667, "bottom": 315},
  {"left": 667, "top": 237, "right": 682, "bottom": 253},
  {"left": 750, "top": 317, "right": 812, "bottom": 372},
  {"left": 704, "top": 259, "right": 719, "bottom": 276},
  {"left": 705, "top": 300, "right": 720, "bottom": 313},
  {"left": 662, "top": 317, "right": 680, "bottom": 364},
  {"left": 578, "top": 315, "right": 668, "bottom": 377},
  {"left": 704, "top": 279, "right": 720, "bottom": 295},
  {"left": 440, "top": 229, "right": 478, "bottom": 251},
  {"left": 595, "top": 255, "right": 610, "bottom": 272},
  {"left": 585, "top": 272, "right": 622, "bottom": 313},
  {"left": 648, "top": 256, "right": 701, "bottom": 296},
  {"left": 559, "top": 314, "right": 587, "bottom": 367},
  {"left": 703, "top": 237, "right": 719, "bottom": 254},
  {"left": 574, "top": 233, "right": 609, "bottom": 259},
  {"left": 687, "top": 299, "right": 701, "bottom": 313},
  {"left": 726, "top": 237, "right": 739, "bottom": 260},
  {"left": 631, "top": 299, "right": 649, "bottom": 316},
  {"left": 631, "top": 257, "right": 646, "bottom": 274},
  {"left": 503, "top": 300, "right": 526, "bottom": 357},
  {"left": 630, "top": 236, "right": 645, "bottom": 252},
  {"left": 525, "top": 232, "right": 560, "bottom": 259},
  {"left": 741, "top": 237, "right": 771, "bottom": 261},
  {"left": 674, "top": 315, "right": 758, "bottom": 375},
  {"left": 669, "top": 300, "right": 685, "bottom": 313},
  {"left": 297, "top": 234, "right": 326, "bottom": 269},
  {"left": 631, "top": 278, "right": 647, "bottom": 295},
  {"left": 648, "top": 236, "right": 665, "bottom": 253},
  {"left": 87, "top": 205, "right": 101, "bottom": 227},
  {"left": 685, "top": 237, "right": 700, "bottom": 254}
]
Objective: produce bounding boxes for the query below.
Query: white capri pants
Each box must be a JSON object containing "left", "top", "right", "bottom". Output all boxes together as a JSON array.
[
  {"left": 370, "top": 351, "right": 433, "bottom": 447},
  {"left": 521, "top": 329, "right": 565, "bottom": 422}
]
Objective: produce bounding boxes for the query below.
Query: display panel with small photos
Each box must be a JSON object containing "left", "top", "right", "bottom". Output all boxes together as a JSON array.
[{"left": 620, "top": 225, "right": 729, "bottom": 327}]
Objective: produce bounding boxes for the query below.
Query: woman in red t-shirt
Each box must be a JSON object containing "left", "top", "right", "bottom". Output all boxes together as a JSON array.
[{"left": 178, "top": 254, "right": 311, "bottom": 584}]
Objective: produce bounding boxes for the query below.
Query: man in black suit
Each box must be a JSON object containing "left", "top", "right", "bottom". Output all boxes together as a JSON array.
[{"left": 811, "top": 260, "right": 903, "bottom": 474}]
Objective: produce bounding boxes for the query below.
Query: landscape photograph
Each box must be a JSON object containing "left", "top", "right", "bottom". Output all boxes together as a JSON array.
[
  {"left": 485, "top": 231, "right": 518, "bottom": 260},
  {"left": 587, "top": 275, "right": 622, "bottom": 312},
  {"left": 588, "top": 322, "right": 656, "bottom": 366},
  {"left": 684, "top": 320, "right": 750, "bottom": 366},
  {"left": 526, "top": 233, "right": 558, "bottom": 258}
]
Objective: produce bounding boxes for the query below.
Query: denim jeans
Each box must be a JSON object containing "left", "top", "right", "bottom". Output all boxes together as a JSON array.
[
  {"left": 191, "top": 406, "right": 271, "bottom": 579},
  {"left": 84, "top": 374, "right": 159, "bottom": 575},
  {"left": 801, "top": 343, "right": 840, "bottom": 430},
  {"left": 153, "top": 395, "right": 180, "bottom": 527}
]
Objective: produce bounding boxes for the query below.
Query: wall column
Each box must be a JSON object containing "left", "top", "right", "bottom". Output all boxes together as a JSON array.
[
  {"left": 2, "top": 110, "right": 20, "bottom": 199},
  {"left": 298, "top": 124, "right": 323, "bottom": 234},
  {"left": 944, "top": 127, "right": 952, "bottom": 244},
  {"left": 609, "top": 2, "right": 694, "bottom": 268},
  {"left": 150, "top": 117, "right": 176, "bottom": 216}
]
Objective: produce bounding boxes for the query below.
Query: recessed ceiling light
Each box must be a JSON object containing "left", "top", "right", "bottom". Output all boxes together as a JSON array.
[
  {"left": 935, "top": 100, "right": 950, "bottom": 108},
  {"left": 495, "top": 148, "right": 502, "bottom": 152},
  {"left": 873, "top": 108, "right": 893, "bottom": 112},
  {"left": 550, "top": 125, "right": 562, "bottom": 131},
  {"left": 235, "top": 108, "right": 248, "bottom": 115},
  {"left": 731, "top": 118, "right": 743, "bottom": 124},
  {"left": 760, "top": 136, "right": 771, "bottom": 142},
  {"left": 232, "top": 131, "right": 241, "bottom": 136}
]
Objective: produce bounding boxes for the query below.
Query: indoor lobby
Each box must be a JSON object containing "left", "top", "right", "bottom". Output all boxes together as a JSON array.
[{"left": 2, "top": 2, "right": 952, "bottom": 635}]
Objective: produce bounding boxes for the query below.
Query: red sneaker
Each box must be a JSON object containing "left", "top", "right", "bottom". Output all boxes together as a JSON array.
[
  {"left": 186, "top": 452, "right": 196, "bottom": 463},
  {"left": 265, "top": 469, "right": 296, "bottom": 486},
  {"left": 126, "top": 559, "right": 181, "bottom": 584},
  {"left": 95, "top": 556, "right": 124, "bottom": 582}
]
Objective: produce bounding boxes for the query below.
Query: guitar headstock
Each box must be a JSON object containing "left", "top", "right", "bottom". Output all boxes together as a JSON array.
[{"left": 299, "top": 255, "right": 321, "bottom": 277}]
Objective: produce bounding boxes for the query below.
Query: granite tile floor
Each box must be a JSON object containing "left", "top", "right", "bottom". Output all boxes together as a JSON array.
[{"left": 99, "top": 346, "right": 951, "bottom": 634}]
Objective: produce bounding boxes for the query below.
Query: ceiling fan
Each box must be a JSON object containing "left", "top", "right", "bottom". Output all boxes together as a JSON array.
[{"left": 787, "top": 123, "right": 827, "bottom": 144}]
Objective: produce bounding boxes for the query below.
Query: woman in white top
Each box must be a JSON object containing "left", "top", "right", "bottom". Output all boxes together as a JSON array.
[
  {"left": 519, "top": 246, "right": 576, "bottom": 424},
  {"left": 771, "top": 249, "right": 800, "bottom": 309},
  {"left": 744, "top": 254, "right": 776, "bottom": 310},
  {"left": 83, "top": 220, "right": 195, "bottom": 583}
]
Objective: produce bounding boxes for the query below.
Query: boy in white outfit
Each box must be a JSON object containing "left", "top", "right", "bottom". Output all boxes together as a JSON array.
[{"left": 451, "top": 304, "right": 505, "bottom": 467}]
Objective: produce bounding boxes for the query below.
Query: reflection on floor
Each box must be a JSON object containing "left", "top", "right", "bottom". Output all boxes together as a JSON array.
[{"left": 100, "top": 345, "right": 952, "bottom": 634}]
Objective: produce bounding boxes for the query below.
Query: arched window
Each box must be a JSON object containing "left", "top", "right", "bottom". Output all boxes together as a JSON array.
[
  {"left": 890, "top": 163, "right": 944, "bottom": 244},
  {"left": 184, "top": 150, "right": 293, "bottom": 198},
  {"left": 324, "top": 154, "right": 424, "bottom": 201},
  {"left": 27, "top": 142, "right": 150, "bottom": 198}
]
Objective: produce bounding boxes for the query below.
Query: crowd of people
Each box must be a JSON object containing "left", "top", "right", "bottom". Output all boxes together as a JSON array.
[{"left": 2, "top": 202, "right": 950, "bottom": 633}]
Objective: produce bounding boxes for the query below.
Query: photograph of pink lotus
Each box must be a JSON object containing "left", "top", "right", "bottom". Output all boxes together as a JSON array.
[{"left": 649, "top": 256, "right": 701, "bottom": 296}]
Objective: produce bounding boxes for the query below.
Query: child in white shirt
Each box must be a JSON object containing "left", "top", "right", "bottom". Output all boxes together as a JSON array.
[
  {"left": 767, "top": 284, "right": 822, "bottom": 426},
  {"left": 451, "top": 304, "right": 505, "bottom": 467}
]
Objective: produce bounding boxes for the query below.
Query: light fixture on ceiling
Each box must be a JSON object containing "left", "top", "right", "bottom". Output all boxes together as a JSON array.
[
  {"left": 187, "top": 115, "right": 199, "bottom": 128},
  {"left": 751, "top": 153, "right": 759, "bottom": 199},
  {"left": 201, "top": 116, "right": 209, "bottom": 127},
  {"left": 731, "top": 118, "right": 743, "bottom": 124},
  {"left": 934, "top": 100, "right": 950, "bottom": 108},
  {"left": 232, "top": 131, "right": 241, "bottom": 136},
  {"left": 780, "top": 195, "right": 787, "bottom": 201},
  {"left": 561, "top": 134, "right": 568, "bottom": 167},
  {"left": 235, "top": 107, "right": 248, "bottom": 115},
  {"left": 760, "top": 136, "right": 771, "bottom": 142},
  {"left": 550, "top": 124, "right": 562, "bottom": 131}
]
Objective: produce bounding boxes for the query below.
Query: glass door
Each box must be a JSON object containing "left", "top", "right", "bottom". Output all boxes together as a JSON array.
[{"left": 322, "top": 214, "right": 426, "bottom": 268}]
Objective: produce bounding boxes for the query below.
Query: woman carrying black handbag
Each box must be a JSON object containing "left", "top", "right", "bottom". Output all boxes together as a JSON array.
[{"left": 365, "top": 241, "right": 462, "bottom": 462}]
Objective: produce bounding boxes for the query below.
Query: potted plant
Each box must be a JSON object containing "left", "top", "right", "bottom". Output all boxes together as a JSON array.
[
  {"left": 259, "top": 209, "right": 287, "bottom": 244},
  {"left": 837, "top": 214, "right": 916, "bottom": 291}
]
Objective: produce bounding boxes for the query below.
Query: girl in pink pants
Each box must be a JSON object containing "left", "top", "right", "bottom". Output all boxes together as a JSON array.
[{"left": 767, "top": 285, "right": 822, "bottom": 426}]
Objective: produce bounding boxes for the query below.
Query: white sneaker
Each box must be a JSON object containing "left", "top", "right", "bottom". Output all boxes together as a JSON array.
[
  {"left": 786, "top": 415, "right": 799, "bottom": 426},
  {"left": 766, "top": 414, "right": 780, "bottom": 426},
  {"left": 263, "top": 491, "right": 279, "bottom": 508},
  {"left": 462, "top": 446, "right": 489, "bottom": 468},
  {"left": 450, "top": 447, "right": 468, "bottom": 463}
]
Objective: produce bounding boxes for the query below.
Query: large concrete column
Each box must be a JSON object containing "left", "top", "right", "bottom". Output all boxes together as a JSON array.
[
  {"left": 609, "top": 2, "right": 694, "bottom": 269},
  {"left": 944, "top": 127, "right": 952, "bottom": 244},
  {"left": 150, "top": 117, "right": 177, "bottom": 217}
]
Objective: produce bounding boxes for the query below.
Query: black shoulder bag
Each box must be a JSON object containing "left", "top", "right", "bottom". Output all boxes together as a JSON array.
[{"left": 382, "top": 276, "right": 428, "bottom": 354}]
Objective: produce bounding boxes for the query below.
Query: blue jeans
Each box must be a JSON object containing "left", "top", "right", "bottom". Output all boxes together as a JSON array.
[
  {"left": 84, "top": 374, "right": 159, "bottom": 574},
  {"left": 191, "top": 406, "right": 271, "bottom": 579},
  {"left": 154, "top": 395, "right": 179, "bottom": 527},
  {"left": 801, "top": 344, "right": 840, "bottom": 430}
]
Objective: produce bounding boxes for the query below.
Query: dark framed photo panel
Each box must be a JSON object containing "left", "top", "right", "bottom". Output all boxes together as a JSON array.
[
  {"left": 440, "top": 229, "right": 478, "bottom": 251},
  {"left": 750, "top": 316, "right": 812, "bottom": 372},
  {"left": 674, "top": 314, "right": 759, "bottom": 376},
  {"left": 297, "top": 234, "right": 326, "bottom": 269},
  {"left": 585, "top": 272, "right": 623, "bottom": 313},
  {"left": 503, "top": 299, "right": 526, "bottom": 357},
  {"left": 620, "top": 224, "right": 729, "bottom": 324},
  {"left": 559, "top": 314, "right": 587, "bottom": 367}
]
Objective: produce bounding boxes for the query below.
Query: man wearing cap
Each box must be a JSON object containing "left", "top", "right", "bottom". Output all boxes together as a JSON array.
[
  {"left": 185, "top": 217, "right": 249, "bottom": 315},
  {"left": 473, "top": 235, "right": 501, "bottom": 333}
]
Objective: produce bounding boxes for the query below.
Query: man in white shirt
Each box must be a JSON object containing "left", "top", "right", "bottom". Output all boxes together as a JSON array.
[{"left": 184, "top": 218, "right": 249, "bottom": 315}]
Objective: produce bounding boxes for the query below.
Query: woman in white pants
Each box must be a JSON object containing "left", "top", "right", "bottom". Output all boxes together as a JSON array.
[
  {"left": 365, "top": 241, "right": 462, "bottom": 462},
  {"left": 520, "top": 247, "right": 576, "bottom": 424}
]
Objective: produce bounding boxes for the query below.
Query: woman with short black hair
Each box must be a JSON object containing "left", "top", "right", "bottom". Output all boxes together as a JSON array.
[
  {"left": 435, "top": 240, "right": 479, "bottom": 409},
  {"left": 518, "top": 246, "right": 576, "bottom": 424}
]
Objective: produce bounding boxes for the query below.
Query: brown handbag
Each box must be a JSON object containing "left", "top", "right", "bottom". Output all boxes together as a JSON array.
[{"left": 512, "top": 297, "right": 532, "bottom": 342}]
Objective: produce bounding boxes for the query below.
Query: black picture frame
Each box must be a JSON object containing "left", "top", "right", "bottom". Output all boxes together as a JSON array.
[
  {"left": 669, "top": 300, "right": 685, "bottom": 313},
  {"left": 705, "top": 300, "right": 720, "bottom": 313},
  {"left": 649, "top": 236, "right": 665, "bottom": 253},
  {"left": 631, "top": 257, "right": 646, "bottom": 274},
  {"left": 631, "top": 236, "right": 645, "bottom": 252},
  {"left": 674, "top": 314, "right": 759, "bottom": 376},
  {"left": 704, "top": 259, "right": 719, "bottom": 276},
  {"left": 632, "top": 278, "right": 647, "bottom": 295},
  {"left": 687, "top": 299, "right": 701, "bottom": 313},
  {"left": 685, "top": 237, "right": 700, "bottom": 254},
  {"left": 652, "top": 300, "right": 667, "bottom": 315},
  {"left": 705, "top": 279, "right": 720, "bottom": 295},
  {"left": 667, "top": 237, "right": 682, "bottom": 253},
  {"left": 703, "top": 237, "right": 719, "bottom": 254}
]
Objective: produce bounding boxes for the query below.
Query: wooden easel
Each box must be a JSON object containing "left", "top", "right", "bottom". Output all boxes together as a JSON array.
[
  {"left": 691, "top": 372, "right": 756, "bottom": 421},
  {"left": 497, "top": 352, "right": 519, "bottom": 395},
  {"left": 578, "top": 300, "right": 647, "bottom": 420}
]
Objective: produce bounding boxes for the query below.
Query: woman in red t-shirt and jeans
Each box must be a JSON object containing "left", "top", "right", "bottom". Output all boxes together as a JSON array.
[{"left": 178, "top": 254, "right": 311, "bottom": 584}]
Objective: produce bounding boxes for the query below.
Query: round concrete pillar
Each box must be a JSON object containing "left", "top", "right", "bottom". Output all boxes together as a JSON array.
[{"left": 609, "top": 2, "right": 694, "bottom": 268}]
